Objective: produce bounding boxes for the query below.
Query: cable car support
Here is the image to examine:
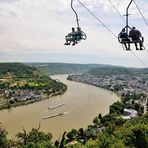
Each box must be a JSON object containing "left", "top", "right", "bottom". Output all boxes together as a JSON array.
[
  {"left": 118, "top": 0, "right": 145, "bottom": 51},
  {"left": 64, "top": 0, "right": 86, "bottom": 46}
]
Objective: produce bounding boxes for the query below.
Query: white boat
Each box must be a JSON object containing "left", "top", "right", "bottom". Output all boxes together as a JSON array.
[
  {"left": 43, "top": 112, "right": 64, "bottom": 120},
  {"left": 48, "top": 103, "right": 65, "bottom": 110}
]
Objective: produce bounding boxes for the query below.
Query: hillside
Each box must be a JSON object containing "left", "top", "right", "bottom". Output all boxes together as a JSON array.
[
  {"left": 25, "top": 63, "right": 148, "bottom": 76},
  {"left": 87, "top": 66, "right": 148, "bottom": 76},
  {"left": 141, "top": 68, "right": 148, "bottom": 74},
  {"left": 87, "top": 67, "right": 132, "bottom": 76},
  {"left": 25, "top": 63, "right": 101, "bottom": 75},
  {"left": 0, "top": 63, "right": 36, "bottom": 78},
  {"left": 0, "top": 63, "right": 67, "bottom": 110}
]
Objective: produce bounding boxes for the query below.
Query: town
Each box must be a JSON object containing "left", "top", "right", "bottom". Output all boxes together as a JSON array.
[
  {"left": 68, "top": 72, "right": 148, "bottom": 115},
  {"left": 68, "top": 73, "right": 148, "bottom": 96},
  {"left": 0, "top": 73, "right": 67, "bottom": 110}
]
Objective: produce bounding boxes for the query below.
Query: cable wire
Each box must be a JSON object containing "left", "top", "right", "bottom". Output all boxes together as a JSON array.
[
  {"left": 133, "top": 0, "right": 148, "bottom": 26},
  {"left": 133, "top": 0, "right": 148, "bottom": 53},
  {"left": 108, "top": 0, "right": 147, "bottom": 67},
  {"left": 130, "top": 50, "right": 147, "bottom": 67},
  {"left": 116, "top": 0, "right": 121, "bottom": 6},
  {"left": 107, "top": 0, "right": 125, "bottom": 23},
  {"left": 77, "top": 0, "right": 147, "bottom": 67},
  {"left": 122, "top": 45, "right": 147, "bottom": 67},
  {"left": 77, "top": 0, "right": 117, "bottom": 38}
]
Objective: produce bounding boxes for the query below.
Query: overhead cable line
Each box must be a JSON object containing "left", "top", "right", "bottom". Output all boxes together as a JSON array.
[
  {"left": 133, "top": 0, "right": 148, "bottom": 26},
  {"left": 121, "top": 45, "right": 147, "bottom": 67},
  {"left": 133, "top": 0, "right": 148, "bottom": 54},
  {"left": 77, "top": 0, "right": 117, "bottom": 38},
  {"left": 107, "top": 0, "right": 125, "bottom": 23},
  {"left": 77, "top": 0, "right": 147, "bottom": 67},
  {"left": 130, "top": 50, "right": 147, "bottom": 67},
  {"left": 116, "top": 0, "right": 121, "bottom": 6}
]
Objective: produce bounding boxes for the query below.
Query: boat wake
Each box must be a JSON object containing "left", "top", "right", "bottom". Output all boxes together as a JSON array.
[{"left": 43, "top": 111, "right": 69, "bottom": 120}]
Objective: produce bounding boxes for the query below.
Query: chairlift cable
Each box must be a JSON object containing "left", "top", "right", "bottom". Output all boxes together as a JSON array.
[
  {"left": 121, "top": 43, "right": 147, "bottom": 67},
  {"left": 130, "top": 50, "right": 147, "bottom": 67},
  {"left": 77, "top": 0, "right": 117, "bottom": 38},
  {"left": 64, "top": 0, "right": 86, "bottom": 46},
  {"left": 116, "top": 0, "right": 121, "bottom": 6},
  {"left": 107, "top": 0, "right": 125, "bottom": 23},
  {"left": 133, "top": 0, "right": 148, "bottom": 26},
  {"left": 77, "top": 0, "right": 147, "bottom": 67},
  {"left": 133, "top": 0, "right": 148, "bottom": 53},
  {"left": 144, "top": 49, "right": 148, "bottom": 54}
]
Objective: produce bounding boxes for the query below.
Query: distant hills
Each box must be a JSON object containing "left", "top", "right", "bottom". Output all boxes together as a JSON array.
[
  {"left": 0, "top": 63, "right": 67, "bottom": 110},
  {"left": 25, "top": 63, "right": 101, "bottom": 75},
  {"left": 25, "top": 63, "right": 148, "bottom": 76},
  {"left": 0, "top": 63, "right": 148, "bottom": 77},
  {"left": 88, "top": 67, "right": 132, "bottom": 76},
  {"left": 0, "top": 63, "right": 36, "bottom": 78},
  {"left": 87, "top": 66, "right": 148, "bottom": 76}
]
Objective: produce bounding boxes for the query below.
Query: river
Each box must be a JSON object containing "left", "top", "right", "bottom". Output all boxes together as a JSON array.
[{"left": 0, "top": 75, "right": 120, "bottom": 140}]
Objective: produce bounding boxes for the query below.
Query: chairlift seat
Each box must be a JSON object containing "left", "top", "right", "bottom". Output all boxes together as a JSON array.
[
  {"left": 66, "top": 34, "right": 76, "bottom": 41},
  {"left": 76, "top": 31, "right": 87, "bottom": 40},
  {"left": 118, "top": 36, "right": 144, "bottom": 44}
]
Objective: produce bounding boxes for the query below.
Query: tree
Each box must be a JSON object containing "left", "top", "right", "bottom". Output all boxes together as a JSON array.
[
  {"left": 93, "top": 117, "right": 100, "bottom": 125},
  {"left": 0, "top": 127, "right": 9, "bottom": 148},
  {"left": 109, "top": 101, "right": 124, "bottom": 115},
  {"left": 146, "top": 101, "right": 148, "bottom": 107},
  {"left": 66, "top": 129, "right": 78, "bottom": 141},
  {"left": 135, "top": 103, "right": 140, "bottom": 111},
  {"left": 78, "top": 128, "right": 84, "bottom": 140},
  {"left": 98, "top": 113, "right": 102, "bottom": 121},
  {"left": 100, "top": 113, "right": 118, "bottom": 126},
  {"left": 124, "top": 125, "right": 148, "bottom": 148},
  {"left": 60, "top": 131, "right": 66, "bottom": 148},
  {"left": 16, "top": 125, "right": 54, "bottom": 147},
  {"left": 96, "top": 133, "right": 112, "bottom": 148},
  {"left": 106, "top": 123, "right": 115, "bottom": 134}
]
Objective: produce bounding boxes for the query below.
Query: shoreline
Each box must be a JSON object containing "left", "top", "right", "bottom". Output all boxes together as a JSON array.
[
  {"left": 67, "top": 77, "right": 121, "bottom": 101},
  {"left": 0, "top": 84, "right": 67, "bottom": 111},
  {"left": 0, "top": 74, "right": 120, "bottom": 141}
]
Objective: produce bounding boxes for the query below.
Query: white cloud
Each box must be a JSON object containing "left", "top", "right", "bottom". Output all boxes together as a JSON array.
[{"left": 0, "top": 0, "right": 148, "bottom": 67}]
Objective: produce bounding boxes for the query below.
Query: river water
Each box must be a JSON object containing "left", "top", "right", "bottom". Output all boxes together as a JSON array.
[{"left": 0, "top": 75, "right": 120, "bottom": 140}]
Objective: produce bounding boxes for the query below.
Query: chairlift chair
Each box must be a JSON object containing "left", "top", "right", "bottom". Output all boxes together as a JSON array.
[
  {"left": 64, "top": 0, "right": 87, "bottom": 46},
  {"left": 118, "top": 0, "right": 145, "bottom": 51}
]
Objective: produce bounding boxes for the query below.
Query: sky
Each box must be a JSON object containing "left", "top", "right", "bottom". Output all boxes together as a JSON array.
[{"left": 0, "top": 0, "right": 148, "bottom": 68}]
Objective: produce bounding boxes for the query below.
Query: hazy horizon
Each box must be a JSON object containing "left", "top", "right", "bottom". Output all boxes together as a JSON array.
[
  {"left": 0, "top": 0, "right": 148, "bottom": 68},
  {"left": 0, "top": 57, "right": 146, "bottom": 69}
]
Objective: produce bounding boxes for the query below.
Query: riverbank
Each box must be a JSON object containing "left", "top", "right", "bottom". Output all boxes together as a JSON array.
[
  {"left": 67, "top": 74, "right": 121, "bottom": 99},
  {"left": 0, "top": 74, "right": 120, "bottom": 140},
  {"left": 67, "top": 74, "right": 147, "bottom": 114},
  {"left": 0, "top": 82, "right": 67, "bottom": 110}
]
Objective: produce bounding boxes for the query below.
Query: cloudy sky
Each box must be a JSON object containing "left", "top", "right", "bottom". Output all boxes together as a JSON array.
[{"left": 0, "top": 0, "right": 148, "bottom": 67}]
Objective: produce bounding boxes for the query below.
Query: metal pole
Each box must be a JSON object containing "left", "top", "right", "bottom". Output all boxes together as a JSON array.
[
  {"left": 71, "top": 0, "right": 80, "bottom": 28},
  {"left": 126, "top": 0, "right": 133, "bottom": 34}
]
